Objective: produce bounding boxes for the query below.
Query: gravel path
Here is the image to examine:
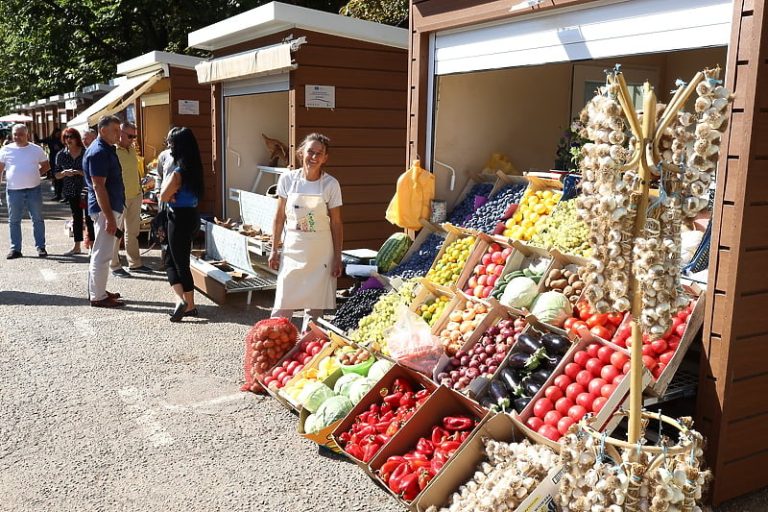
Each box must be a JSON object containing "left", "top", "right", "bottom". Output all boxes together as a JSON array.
[{"left": 0, "top": 185, "right": 765, "bottom": 511}]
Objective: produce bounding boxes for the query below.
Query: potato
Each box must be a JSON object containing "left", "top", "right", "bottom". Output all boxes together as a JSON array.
[{"left": 567, "top": 273, "right": 579, "bottom": 285}]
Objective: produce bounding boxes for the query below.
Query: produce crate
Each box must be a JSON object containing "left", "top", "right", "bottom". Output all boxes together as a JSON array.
[
  {"left": 257, "top": 322, "right": 329, "bottom": 412},
  {"left": 414, "top": 413, "right": 564, "bottom": 512},
  {"left": 488, "top": 171, "right": 529, "bottom": 198},
  {"left": 515, "top": 335, "right": 652, "bottom": 449},
  {"left": 426, "top": 224, "right": 481, "bottom": 294},
  {"left": 297, "top": 368, "right": 345, "bottom": 453},
  {"left": 431, "top": 290, "right": 495, "bottom": 355},
  {"left": 409, "top": 279, "right": 455, "bottom": 327},
  {"left": 445, "top": 172, "right": 497, "bottom": 216},
  {"left": 456, "top": 234, "right": 514, "bottom": 301},
  {"left": 534, "top": 249, "right": 589, "bottom": 311},
  {"left": 398, "top": 218, "right": 447, "bottom": 265},
  {"left": 368, "top": 386, "right": 488, "bottom": 509},
  {"left": 330, "top": 364, "right": 437, "bottom": 475},
  {"left": 499, "top": 240, "right": 552, "bottom": 281},
  {"left": 501, "top": 175, "right": 564, "bottom": 243}
]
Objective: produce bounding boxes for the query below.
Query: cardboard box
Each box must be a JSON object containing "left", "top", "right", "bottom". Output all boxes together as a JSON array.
[
  {"left": 414, "top": 413, "right": 564, "bottom": 512},
  {"left": 330, "top": 364, "right": 438, "bottom": 474},
  {"left": 368, "top": 386, "right": 488, "bottom": 507}
]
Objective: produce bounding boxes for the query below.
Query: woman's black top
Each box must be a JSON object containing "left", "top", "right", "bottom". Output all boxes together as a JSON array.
[{"left": 55, "top": 149, "right": 85, "bottom": 200}]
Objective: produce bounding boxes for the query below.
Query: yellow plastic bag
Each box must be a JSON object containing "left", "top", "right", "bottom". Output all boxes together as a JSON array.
[{"left": 385, "top": 160, "right": 435, "bottom": 230}]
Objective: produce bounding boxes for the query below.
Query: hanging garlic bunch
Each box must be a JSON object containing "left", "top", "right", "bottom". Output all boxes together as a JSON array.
[
  {"left": 682, "top": 69, "right": 733, "bottom": 218},
  {"left": 426, "top": 439, "right": 556, "bottom": 512},
  {"left": 577, "top": 83, "right": 634, "bottom": 313}
]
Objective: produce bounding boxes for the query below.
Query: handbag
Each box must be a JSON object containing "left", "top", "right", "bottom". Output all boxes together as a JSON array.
[{"left": 150, "top": 208, "right": 169, "bottom": 246}]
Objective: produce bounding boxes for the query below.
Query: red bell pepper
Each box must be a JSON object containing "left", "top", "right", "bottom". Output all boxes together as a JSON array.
[
  {"left": 358, "top": 424, "right": 376, "bottom": 438},
  {"left": 346, "top": 443, "right": 364, "bottom": 460},
  {"left": 399, "top": 392, "right": 416, "bottom": 409},
  {"left": 398, "top": 472, "right": 420, "bottom": 501},
  {"left": 379, "top": 458, "right": 402, "bottom": 482},
  {"left": 362, "top": 442, "right": 381, "bottom": 462},
  {"left": 392, "top": 378, "right": 413, "bottom": 394},
  {"left": 374, "top": 434, "right": 390, "bottom": 446},
  {"left": 383, "top": 392, "right": 403, "bottom": 407},
  {"left": 418, "top": 469, "right": 434, "bottom": 491},
  {"left": 380, "top": 402, "right": 392, "bottom": 416},
  {"left": 443, "top": 416, "right": 474, "bottom": 431},
  {"left": 431, "top": 426, "right": 449, "bottom": 445},
  {"left": 385, "top": 420, "right": 401, "bottom": 437},
  {"left": 388, "top": 462, "right": 410, "bottom": 489},
  {"left": 403, "top": 451, "right": 429, "bottom": 463},
  {"left": 416, "top": 438, "right": 434, "bottom": 457}
]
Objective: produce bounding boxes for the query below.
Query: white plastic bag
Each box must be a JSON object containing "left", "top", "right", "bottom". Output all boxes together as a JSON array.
[{"left": 385, "top": 305, "right": 443, "bottom": 375}]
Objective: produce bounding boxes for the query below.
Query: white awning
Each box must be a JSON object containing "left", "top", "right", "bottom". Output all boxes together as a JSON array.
[
  {"left": 434, "top": 0, "right": 732, "bottom": 75},
  {"left": 196, "top": 43, "right": 295, "bottom": 84},
  {"left": 67, "top": 71, "right": 163, "bottom": 132}
]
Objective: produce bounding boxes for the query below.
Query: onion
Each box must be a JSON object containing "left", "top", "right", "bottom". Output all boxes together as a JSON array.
[
  {"left": 466, "top": 367, "right": 480, "bottom": 379},
  {"left": 479, "top": 364, "right": 488, "bottom": 373},
  {"left": 450, "top": 357, "right": 460, "bottom": 366},
  {"left": 458, "top": 367, "right": 467, "bottom": 377},
  {"left": 485, "top": 345, "right": 496, "bottom": 355},
  {"left": 494, "top": 352, "right": 506, "bottom": 364},
  {"left": 487, "top": 326, "right": 500, "bottom": 336},
  {"left": 460, "top": 356, "right": 470, "bottom": 366},
  {"left": 437, "top": 372, "right": 449, "bottom": 381},
  {"left": 487, "top": 365, "right": 498, "bottom": 375},
  {"left": 500, "top": 327, "right": 515, "bottom": 338}
]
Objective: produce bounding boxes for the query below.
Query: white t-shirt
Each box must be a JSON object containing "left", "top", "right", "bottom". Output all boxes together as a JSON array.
[
  {"left": 0, "top": 143, "right": 48, "bottom": 190},
  {"left": 276, "top": 169, "right": 343, "bottom": 209}
]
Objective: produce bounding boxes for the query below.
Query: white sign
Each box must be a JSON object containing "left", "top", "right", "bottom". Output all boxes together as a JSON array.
[
  {"left": 178, "top": 100, "right": 199, "bottom": 115},
  {"left": 305, "top": 85, "right": 335, "bottom": 109},
  {"left": 65, "top": 99, "right": 78, "bottom": 110}
]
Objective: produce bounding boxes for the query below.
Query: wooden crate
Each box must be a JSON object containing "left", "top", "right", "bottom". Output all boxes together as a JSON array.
[
  {"left": 398, "top": 218, "right": 447, "bottom": 263},
  {"left": 409, "top": 279, "right": 455, "bottom": 328},
  {"left": 425, "top": 224, "right": 481, "bottom": 293},
  {"left": 430, "top": 289, "right": 494, "bottom": 350},
  {"left": 455, "top": 233, "right": 515, "bottom": 301},
  {"left": 444, "top": 171, "right": 497, "bottom": 214}
]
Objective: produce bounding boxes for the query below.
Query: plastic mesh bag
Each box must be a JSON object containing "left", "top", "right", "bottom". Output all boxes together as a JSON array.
[
  {"left": 385, "top": 305, "right": 442, "bottom": 375},
  {"left": 242, "top": 317, "right": 298, "bottom": 393}
]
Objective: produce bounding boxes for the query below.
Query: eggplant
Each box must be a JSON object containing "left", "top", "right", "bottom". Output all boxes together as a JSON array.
[
  {"left": 480, "top": 396, "right": 496, "bottom": 410},
  {"left": 516, "top": 333, "right": 542, "bottom": 354},
  {"left": 499, "top": 368, "right": 523, "bottom": 395},
  {"left": 522, "top": 377, "right": 542, "bottom": 397},
  {"left": 530, "top": 368, "right": 552, "bottom": 385},
  {"left": 489, "top": 380, "right": 512, "bottom": 404},
  {"left": 541, "top": 333, "right": 570, "bottom": 355},
  {"left": 513, "top": 396, "right": 531, "bottom": 413}
]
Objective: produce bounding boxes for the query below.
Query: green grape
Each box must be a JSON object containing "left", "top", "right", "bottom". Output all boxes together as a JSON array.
[{"left": 529, "top": 200, "right": 592, "bottom": 257}]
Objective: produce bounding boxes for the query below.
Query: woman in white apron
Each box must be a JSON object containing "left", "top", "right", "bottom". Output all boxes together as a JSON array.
[{"left": 269, "top": 133, "right": 343, "bottom": 330}]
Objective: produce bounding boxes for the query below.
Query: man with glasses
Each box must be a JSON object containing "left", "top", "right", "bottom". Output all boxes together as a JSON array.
[
  {"left": 110, "top": 121, "right": 152, "bottom": 277},
  {"left": 0, "top": 124, "right": 50, "bottom": 258}
]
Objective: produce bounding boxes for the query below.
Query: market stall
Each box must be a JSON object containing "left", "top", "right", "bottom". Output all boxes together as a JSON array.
[
  {"left": 188, "top": 1, "right": 409, "bottom": 251},
  {"left": 404, "top": 0, "right": 768, "bottom": 504}
]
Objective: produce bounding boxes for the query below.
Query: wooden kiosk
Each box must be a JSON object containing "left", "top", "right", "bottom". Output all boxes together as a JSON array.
[{"left": 406, "top": 0, "right": 768, "bottom": 504}]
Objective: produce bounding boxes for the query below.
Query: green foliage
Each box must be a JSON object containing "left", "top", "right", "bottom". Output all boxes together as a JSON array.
[
  {"left": 0, "top": 0, "right": 349, "bottom": 112},
  {"left": 340, "top": 0, "right": 408, "bottom": 27}
]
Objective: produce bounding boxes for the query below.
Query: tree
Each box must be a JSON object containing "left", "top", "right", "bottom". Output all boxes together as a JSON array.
[{"left": 339, "top": 0, "right": 408, "bottom": 27}]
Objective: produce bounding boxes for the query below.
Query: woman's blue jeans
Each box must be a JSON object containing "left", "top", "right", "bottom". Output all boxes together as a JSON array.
[{"left": 6, "top": 185, "right": 46, "bottom": 252}]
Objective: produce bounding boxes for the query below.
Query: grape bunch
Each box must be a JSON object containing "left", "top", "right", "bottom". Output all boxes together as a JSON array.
[
  {"left": 385, "top": 233, "right": 444, "bottom": 280},
  {"left": 349, "top": 279, "right": 419, "bottom": 352},
  {"left": 529, "top": 199, "right": 591, "bottom": 256},
  {"left": 463, "top": 184, "right": 527, "bottom": 234},
  {"left": 448, "top": 182, "right": 494, "bottom": 226},
  {"left": 332, "top": 288, "right": 386, "bottom": 332}
]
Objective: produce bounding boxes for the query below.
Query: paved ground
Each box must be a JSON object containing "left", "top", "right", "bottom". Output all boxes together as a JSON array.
[{"left": 0, "top": 181, "right": 764, "bottom": 511}]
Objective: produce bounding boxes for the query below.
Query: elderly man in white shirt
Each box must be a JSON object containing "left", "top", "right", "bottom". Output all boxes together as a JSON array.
[{"left": 0, "top": 124, "right": 51, "bottom": 259}]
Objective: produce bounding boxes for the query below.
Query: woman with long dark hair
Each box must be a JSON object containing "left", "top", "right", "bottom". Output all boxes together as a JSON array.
[
  {"left": 55, "top": 127, "right": 94, "bottom": 255},
  {"left": 159, "top": 127, "right": 203, "bottom": 322}
]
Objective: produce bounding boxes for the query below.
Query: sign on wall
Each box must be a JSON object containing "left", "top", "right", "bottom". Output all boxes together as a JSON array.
[
  {"left": 178, "top": 100, "right": 199, "bottom": 115},
  {"left": 305, "top": 85, "right": 335, "bottom": 109}
]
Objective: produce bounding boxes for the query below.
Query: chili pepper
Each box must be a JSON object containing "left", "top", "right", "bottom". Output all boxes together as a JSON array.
[
  {"left": 346, "top": 443, "right": 364, "bottom": 460},
  {"left": 374, "top": 434, "right": 390, "bottom": 446},
  {"left": 399, "top": 392, "right": 416, "bottom": 409},
  {"left": 385, "top": 420, "right": 401, "bottom": 437},
  {"left": 358, "top": 425, "right": 376, "bottom": 438},
  {"left": 456, "top": 431, "right": 470, "bottom": 443},
  {"left": 379, "top": 411, "right": 394, "bottom": 423},
  {"left": 415, "top": 388, "right": 430, "bottom": 401},
  {"left": 386, "top": 455, "right": 407, "bottom": 465},
  {"left": 362, "top": 442, "right": 381, "bottom": 463},
  {"left": 379, "top": 458, "right": 402, "bottom": 482},
  {"left": 380, "top": 402, "right": 392, "bottom": 416},
  {"left": 443, "top": 416, "right": 474, "bottom": 431},
  {"left": 437, "top": 439, "right": 461, "bottom": 452},
  {"left": 398, "top": 472, "right": 421, "bottom": 501},
  {"left": 403, "top": 451, "right": 429, "bottom": 463},
  {"left": 392, "top": 378, "right": 413, "bottom": 394},
  {"left": 356, "top": 411, "right": 372, "bottom": 424},
  {"left": 383, "top": 392, "right": 403, "bottom": 407},
  {"left": 388, "top": 462, "right": 410, "bottom": 489},
  {"left": 367, "top": 414, "right": 378, "bottom": 425},
  {"left": 349, "top": 433, "right": 361, "bottom": 445},
  {"left": 415, "top": 438, "right": 434, "bottom": 457},
  {"left": 418, "top": 469, "right": 434, "bottom": 491},
  {"left": 431, "top": 426, "right": 449, "bottom": 445},
  {"left": 375, "top": 421, "right": 391, "bottom": 434}
]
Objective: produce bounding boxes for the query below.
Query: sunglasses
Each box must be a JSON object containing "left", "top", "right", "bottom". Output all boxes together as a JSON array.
[
  {"left": 122, "top": 132, "right": 137, "bottom": 140},
  {"left": 64, "top": 135, "right": 76, "bottom": 139}
]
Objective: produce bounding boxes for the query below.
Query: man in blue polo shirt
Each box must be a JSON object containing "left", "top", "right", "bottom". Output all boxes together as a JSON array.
[{"left": 83, "top": 115, "right": 126, "bottom": 307}]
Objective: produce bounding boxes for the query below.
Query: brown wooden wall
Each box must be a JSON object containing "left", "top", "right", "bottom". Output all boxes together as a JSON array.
[
  {"left": 409, "top": 0, "right": 768, "bottom": 504},
  {"left": 167, "top": 66, "right": 214, "bottom": 215},
  {"left": 211, "top": 29, "right": 408, "bottom": 250},
  {"left": 695, "top": 0, "right": 768, "bottom": 505}
]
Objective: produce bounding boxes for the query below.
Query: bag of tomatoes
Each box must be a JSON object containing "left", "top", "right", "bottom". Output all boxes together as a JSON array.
[{"left": 242, "top": 317, "right": 299, "bottom": 393}]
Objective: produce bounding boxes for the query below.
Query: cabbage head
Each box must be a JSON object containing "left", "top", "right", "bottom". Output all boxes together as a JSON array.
[
  {"left": 333, "top": 373, "right": 362, "bottom": 396},
  {"left": 348, "top": 378, "right": 376, "bottom": 404},
  {"left": 315, "top": 396, "right": 353, "bottom": 430},
  {"left": 531, "top": 291, "right": 572, "bottom": 327},
  {"left": 367, "top": 359, "right": 393, "bottom": 381},
  {"left": 500, "top": 277, "right": 539, "bottom": 309},
  {"left": 299, "top": 382, "right": 335, "bottom": 413}
]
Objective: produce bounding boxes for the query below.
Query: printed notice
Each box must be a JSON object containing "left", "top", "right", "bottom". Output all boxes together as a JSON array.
[
  {"left": 305, "top": 85, "right": 335, "bottom": 109},
  {"left": 178, "top": 100, "right": 199, "bottom": 115}
]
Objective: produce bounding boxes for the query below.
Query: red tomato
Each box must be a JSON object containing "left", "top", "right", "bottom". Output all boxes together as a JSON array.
[
  {"left": 544, "top": 409, "right": 563, "bottom": 426},
  {"left": 568, "top": 404, "right": 588, "bottom": 422},
  {"left": 291, "top": 364, "right": 303, "bottom": 376},
  {"left": 263, "top": 376, "right": 275, "bottom": 386},
  {"left": 675, "top": 322, "right": 687, "bottom": 337},
  {"left": 615, "top": 324, "right": 632, "bottom": 341},
  {"left": 526, "top": 417, "right": 544, "bottom": 431},
  {"left": 659, "top": 350, "right": 675, "bottom": 365},
  {"left": 555, "top": 397, "right": 575, "bottom": 415},
  {"left": 601, "top": 365, "right": 620, "bottom": 383},
  {"left": 590, "top": 325, "right": 612, "bottom": 340},
  {"left": 597, "top": 346, "right": 614, "bottom": 364},
  {"left": 586, "top": 313, "right": 609, "bottom": 328},
  {"left": 537, "top": 424, "right": 561, "bottom": 442},
  {"left": 610, "top": 352, "right": 629, "bottom": 370},
  {"left": 557, "top": 416, "right": 576, "bottom": 435},
  {"left": 651, "top": 339, "right": 668, "bottom": 355},
  {"left": 280, "top": 374, "right": 292, "bottom": 387},
  {"left": 302, "top": 354, "right": 314, "bottom": 365},
  {"left": 613, "top": 337, "right": 627, "bottom": 348},
  {"left": 554, "top": 374, "right": 572, "bottom": 389},
  {"left": 677, "top": 309, "right": 690, "bottom": 321},
  {"left": 564, "top": 317, "right": 579, "bottom": 330},
  {"left": 544, "top": 386, "right": 564, "bottom": 402},
  {"left": 576, "top": 370, "right": 593, "bottom": 387},
  {"left": 586, "top": 343, "right": 601, "bottom": 358},
  {"left": 586, "top": 358, "right": 604, "bottom": 377},
  {"left": 667, "top": 336, "right": 681, "bottom": 351},
  {"left": 275, "top": 370, "right": 287, "bottom": 382},
  {"left": 642, "top": 355, "right": 657, "bottom": 370},
  {"left": 600, "top": 383, "right": 617, "bottom": 398},
  {"left": 566, "top": 383, "right": 586, "bottom": 401},
  {"left": 607, "top": 312, "right": 624, "bottom": 326},
  {"left": 592, "top": 396, "right": 608, "bottom": 413},
  {"left": 612, "top": 373, "right": 624, "bottom": 385},
  {"left": 564, "top": 362, "right": 582, "bottom": 380},
  {"left": 641, "top": 344, "right": 656, "bottom": 357},
  {"left": 573, "top": 351, "right": 590, "bottom": 367},
  {"left": 569, "top": 321, "right": 588, "bottom": 336},
  {"left": 588, "top": 378, "right": 607, "bottom": 396},
  {"left": 622, "top": 361, "right": 631, "bottom": 374},
  {"left": 652, "top": 365, "right": 664, "bottom": 379},
  {"left": 576, "top": 392, "right": 595, "bottom": 410},
  {"left": 533, "top": 398, "right": 554, "bottom": 419}
]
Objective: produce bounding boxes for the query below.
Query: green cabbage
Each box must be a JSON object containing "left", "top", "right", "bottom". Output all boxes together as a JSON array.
[
  {"left": 348, "top": 378, "right": 376, "bottom": 403},
  {"left": 500, "top": 277, "right": 539, "bottom": 309},
  {"left": 299, "top": 382, "right": 335, "bottom": 413},
  {"left": 333, "top": 373, "right": 362, "bottom": 396},
  {"left": 314, "top": 396, "right": 353, "bottom": 430},
  {"left": 531, "top": 291, "right": 573, "bottom": 327},
  {"left": 304, "top": 413, "right": 322, "bottom": 434},
  {"left": 367, "top": 359, "right": 393, "bottom": 381}
]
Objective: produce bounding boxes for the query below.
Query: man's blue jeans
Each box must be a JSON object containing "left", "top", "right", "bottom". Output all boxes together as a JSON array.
[{"left": 6, "top": 185, "right": 46, "bottom": 252}]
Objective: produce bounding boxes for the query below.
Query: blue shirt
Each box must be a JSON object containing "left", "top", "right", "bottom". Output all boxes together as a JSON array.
[
  {"left": 83, "top": 137, "right": 125, "bottom": 215},
  {"left": 169, "top": 167, "right": 198, "bottom": 208}
]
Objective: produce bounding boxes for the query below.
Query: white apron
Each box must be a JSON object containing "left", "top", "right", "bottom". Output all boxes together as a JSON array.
[{"left": 273, "top": 189, "right": 336, "bottom": 310}]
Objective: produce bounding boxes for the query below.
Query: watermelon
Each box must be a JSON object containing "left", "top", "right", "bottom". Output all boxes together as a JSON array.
[{"left": 376, "top": 233, "right": 413, "bottom": 273}]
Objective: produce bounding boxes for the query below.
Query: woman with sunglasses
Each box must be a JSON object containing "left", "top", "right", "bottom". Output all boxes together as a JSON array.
[{"left": 55, "top": 128, "right": 94, "bottom": 255}]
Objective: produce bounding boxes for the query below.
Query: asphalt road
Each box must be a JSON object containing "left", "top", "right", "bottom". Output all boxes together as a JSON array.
[{"left": 0, "top": 183, "right": 764, "bottom": 511}]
